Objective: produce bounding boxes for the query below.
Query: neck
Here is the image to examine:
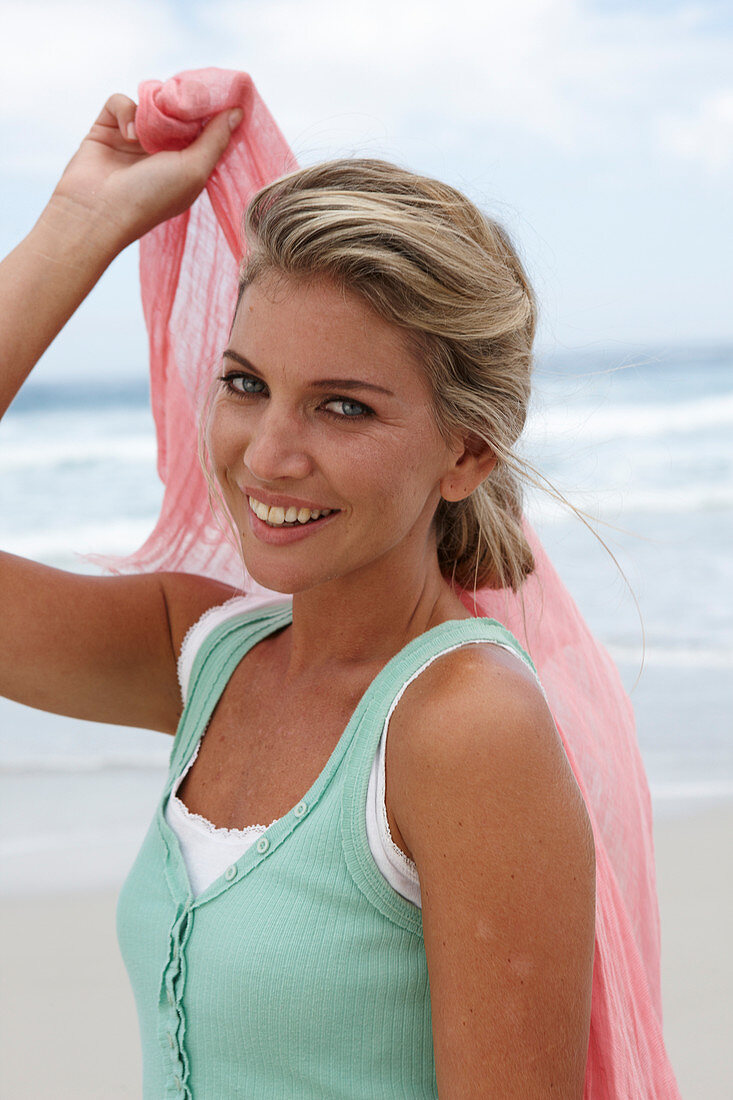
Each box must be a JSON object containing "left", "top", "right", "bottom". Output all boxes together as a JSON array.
[{"left": 283, "top": 545, "right": 467, "bottom": 677}]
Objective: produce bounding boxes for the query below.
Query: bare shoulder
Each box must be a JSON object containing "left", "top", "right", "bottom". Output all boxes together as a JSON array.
[
  {"left": 388, "top": 640, "right": 561, "bottom": 789},
  {"left": 158, "top": 571, "right": 242, "bottom": 656},
  {"left": 387, "top": 640, "right": 596, "bottom": 1095},
  {"left": 387, "top": 639, "right": 593, "bottom": 861}
]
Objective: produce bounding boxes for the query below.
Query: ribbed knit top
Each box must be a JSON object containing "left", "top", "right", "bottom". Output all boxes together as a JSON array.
[
  {"left": 165, "top": 596, "right": 421, "bottom": 903},
  {"left": 116, "top": 600, "right": 536, "bottom": 1099}
]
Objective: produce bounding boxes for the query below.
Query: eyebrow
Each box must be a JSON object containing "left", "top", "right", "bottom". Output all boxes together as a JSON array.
[{"left": 222, "top": 349, "right": 395, "bottom": 398}]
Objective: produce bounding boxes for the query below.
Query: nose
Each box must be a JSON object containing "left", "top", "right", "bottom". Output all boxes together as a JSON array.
[{"left": 243, "top": 403, "right": 313, "bottom": 484}]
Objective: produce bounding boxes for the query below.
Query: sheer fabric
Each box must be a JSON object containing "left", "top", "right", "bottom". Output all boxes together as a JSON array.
[{"left": 115, "top": 67, "right": 679, "bottom": 1097}]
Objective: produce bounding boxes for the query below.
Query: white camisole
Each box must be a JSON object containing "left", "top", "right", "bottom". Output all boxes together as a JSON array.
[{"left": 165, "top": 596, "right": 527, "bottom": 905}]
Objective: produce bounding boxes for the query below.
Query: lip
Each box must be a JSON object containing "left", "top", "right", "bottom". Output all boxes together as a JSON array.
[
  {"left": 246, "top": 501, "right": 339, "bottom": 545},
  {"left": 240, "top": 485, "right": 340, "bottom": 513}
]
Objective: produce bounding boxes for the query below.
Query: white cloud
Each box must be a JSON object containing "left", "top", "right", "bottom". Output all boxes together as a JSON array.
[
  {"left": 658, "top": 89, "right": 733, "bottom": 173},
  {"left": 2, "top": 0, "right": 732, "bottom": 176},
  {"left": 1, "top": 0, "right": 731, "bottom": 348},
  {"left": 195, "top": 0, "right": 733, "bottom": 161},
  {"left": 0, "top": 0, "right": 192, "bottom": 170},
  {"left": 201, "top": 0, "right": 595, "bottom": 151}
]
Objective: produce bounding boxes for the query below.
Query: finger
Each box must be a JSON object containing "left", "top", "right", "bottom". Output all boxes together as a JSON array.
[
  {"left": 180, "top": 108, "right": 242, "bottom": 179},
  {"left": 96, "top": 93, "right": 139, "bottom": 142}
]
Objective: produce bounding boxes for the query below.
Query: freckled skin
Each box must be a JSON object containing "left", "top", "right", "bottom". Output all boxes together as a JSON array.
[
  {"left": 0, "top": 93, "right": 597, "bottom": 1098},
  {"left": 207, "top": 272, "right": 465, "bottom": 598}
]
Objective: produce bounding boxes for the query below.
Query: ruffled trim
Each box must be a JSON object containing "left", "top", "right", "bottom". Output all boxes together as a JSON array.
[
  {"left": 168, "top": 793, "right": 278, "bottom": 839},
  {"left": 375, "top": 638, "right": 539, "bottom": 885},
  {"left": 169, "top": 741, "right": 279, "bottom": 837},
  {"left": 177, "top": 594, "right": 290, "bottom": 701}
]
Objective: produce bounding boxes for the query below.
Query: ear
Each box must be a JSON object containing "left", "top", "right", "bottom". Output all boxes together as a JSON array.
[{"left": 439, "top": 434, "right": 497, "bottom": 502}]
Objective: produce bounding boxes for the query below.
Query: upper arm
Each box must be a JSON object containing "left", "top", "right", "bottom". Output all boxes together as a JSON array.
[
  {"left": 0, "top": 551, "right": 237, "bottom": 733},
  {"left": 387, "top": 645, "right": 595, "bottom": 1098}
]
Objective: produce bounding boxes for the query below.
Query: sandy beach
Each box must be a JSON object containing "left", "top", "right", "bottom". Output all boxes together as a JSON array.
[
  {"left": 653, "top": 802, "right": 733, "bottom": 1098},
  {"left": 0, "top": 802, "right": 730, "bottom": 1098}
]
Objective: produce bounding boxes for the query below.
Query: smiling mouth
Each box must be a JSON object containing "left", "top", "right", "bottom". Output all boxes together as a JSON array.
[{"left": 248, "top": 496, "right": 336, "bottom": 527}]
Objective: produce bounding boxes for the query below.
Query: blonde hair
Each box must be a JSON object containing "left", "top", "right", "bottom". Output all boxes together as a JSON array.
[{"left": 238, "top": 158, "right": 537, "bottom": 591}]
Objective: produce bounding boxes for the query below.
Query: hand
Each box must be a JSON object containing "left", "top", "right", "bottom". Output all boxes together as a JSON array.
[{"left": 48, "top": 94, "right": 242, "bottom": 254}]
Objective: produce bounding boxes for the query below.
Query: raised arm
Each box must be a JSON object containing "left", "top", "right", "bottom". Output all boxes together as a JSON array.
[
  {"left": 387, "top": 644, "right": 595, "bottom": 1098},
  {"left": 0, "top": 95, "right": 241, "bottom": 731},
  {"left": 1, "top": 93, "right": 241, "bottom": 411}
]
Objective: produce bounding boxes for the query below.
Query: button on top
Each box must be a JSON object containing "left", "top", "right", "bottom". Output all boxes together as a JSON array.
[
  {"left": 256, "top": 836, "right": 270, "bottom": 854},
  {"left": 294, "top": 801, "right": 308, "bottom": 818},
  {"left": 224, "top": 864, "right": 237, "bottom": 881}
]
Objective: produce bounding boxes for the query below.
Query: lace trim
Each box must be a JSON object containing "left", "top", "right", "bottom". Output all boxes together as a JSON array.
[
  {"left": 374, "top": 736, "right": 418, "bottom": 879},
  {"left": 376, "top": 637, "right": 538, "bottom": 880},
  {"left": 177, "top": 594, "right": 292, "bottom": 701},
  {"left": 377, "top": 791, "right": 419, "bottom": 878},
  {"left": 177, "top": 595, "right": 251, "bottom": 700},
  {"left": 169, "top": 741, "right": 280, "bottom": 837},
  {"left": 168, "top": 793, "right": 278, "bottom": 838}
]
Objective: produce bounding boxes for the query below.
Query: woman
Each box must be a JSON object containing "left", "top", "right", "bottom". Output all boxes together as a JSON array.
[{"left": 1, "top": 73, "right": 678, "bottom": 1098}]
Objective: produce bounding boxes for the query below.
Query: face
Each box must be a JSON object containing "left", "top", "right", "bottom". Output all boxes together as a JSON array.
[{"left": 207, "top": 272, "right": 463, "bottom": 595}]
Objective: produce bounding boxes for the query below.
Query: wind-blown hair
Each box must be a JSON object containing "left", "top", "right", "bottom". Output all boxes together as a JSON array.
[{"left": 238, "top": 159, "right": 537, "bottom": 591}]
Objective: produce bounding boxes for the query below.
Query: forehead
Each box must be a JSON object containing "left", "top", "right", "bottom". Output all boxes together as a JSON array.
[{"left": 229, "top": 272, "right": 430, "bottom": 395}]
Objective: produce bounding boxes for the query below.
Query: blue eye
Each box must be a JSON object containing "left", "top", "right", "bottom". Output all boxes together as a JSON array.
[
  {"left": 324, "top": 398, "right": 371, "bottom": 419},
  {"left": 220, "top": 373, "right": 266, "bottom": 395}
]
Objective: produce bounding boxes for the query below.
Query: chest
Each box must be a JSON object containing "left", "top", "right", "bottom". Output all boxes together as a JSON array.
[{"left": 177, "top": 643, "right": 377, "bottom": 829}]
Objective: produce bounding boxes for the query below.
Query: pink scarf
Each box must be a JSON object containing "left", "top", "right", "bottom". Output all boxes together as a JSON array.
[{"left": 123, "top": 67, "right": 679, "bottom": 1098}]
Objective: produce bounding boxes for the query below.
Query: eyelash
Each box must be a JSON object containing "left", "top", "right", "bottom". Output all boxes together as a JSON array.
[{"left": 218, "top": 372, "right": 374, "bottom": 421}]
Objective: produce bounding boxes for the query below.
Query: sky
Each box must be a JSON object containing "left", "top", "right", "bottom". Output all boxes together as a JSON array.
[{"left": 1, "top": 0, "right": 732, "bottom": 381}]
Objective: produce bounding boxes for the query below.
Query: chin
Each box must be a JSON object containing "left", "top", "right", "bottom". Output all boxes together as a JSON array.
[{"left": 239, "top": 554, "right": 331, "bottom": 597}]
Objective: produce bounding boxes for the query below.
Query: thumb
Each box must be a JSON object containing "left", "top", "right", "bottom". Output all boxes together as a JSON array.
[{"left": 181, "top": 107, "right": 242, "bottom": 178}]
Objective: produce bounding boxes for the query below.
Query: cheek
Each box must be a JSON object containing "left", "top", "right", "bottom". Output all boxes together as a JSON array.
[
  {"left": 392, "top": 419, "right": 451, "bottom": 486},
  {"left": 339, "top": 427, "right": 445, "bottom": 519},
  {"left": 205, "top": 404, "right": 242, "bottom": 481}
]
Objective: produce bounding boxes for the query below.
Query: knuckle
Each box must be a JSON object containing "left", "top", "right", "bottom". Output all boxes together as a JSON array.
[{"left": 106, "top": 92, "right": 134, "bottom": 114}]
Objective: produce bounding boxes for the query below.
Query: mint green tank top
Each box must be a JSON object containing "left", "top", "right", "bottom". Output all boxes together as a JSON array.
[{"left": 116, "top": 601, "right": 536, "bottom": 1099}]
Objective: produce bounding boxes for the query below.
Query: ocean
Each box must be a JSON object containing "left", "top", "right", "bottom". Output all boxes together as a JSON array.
[{"left": 1, "top": 345, "right": 732, "bottom": 894}]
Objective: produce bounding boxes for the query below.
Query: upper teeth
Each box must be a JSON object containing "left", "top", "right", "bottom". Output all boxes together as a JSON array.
[{"left": 249, "top": 497, "right": 333, "bottom": 526}]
